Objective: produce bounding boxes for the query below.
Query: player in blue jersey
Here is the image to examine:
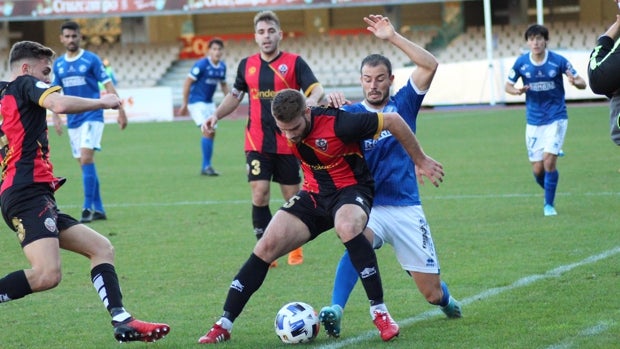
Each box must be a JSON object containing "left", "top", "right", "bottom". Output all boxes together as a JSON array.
[
  {"left": 179, "top": 38, "right": 229, "bottom": 176},
  {"left": 505, "top": 24, "right": 586, "bottom": 217},
  {"left": 318, "top": 14, "right": 462, "bottom": 339},
  {"left": 51, "top": 21, "right": 128, "bottom": 223}
]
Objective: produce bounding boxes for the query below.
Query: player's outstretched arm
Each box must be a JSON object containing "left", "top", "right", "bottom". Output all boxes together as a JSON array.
[{"left": 42, "top": 92, "right": 120, "bottom": 115}]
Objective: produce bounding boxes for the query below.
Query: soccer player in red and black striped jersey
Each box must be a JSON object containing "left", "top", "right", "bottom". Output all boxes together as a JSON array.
[
  {"left": 198, "top": 89, "right": 444, "bottom": 344},
  {"left": 203, "top": 11, "right": 324, "bottom": 267},
  {"left": 0, "top": 41, "right": 169, "bottom": 343}
]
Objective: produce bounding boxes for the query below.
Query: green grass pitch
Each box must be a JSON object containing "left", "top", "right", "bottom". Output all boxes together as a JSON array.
[{"left": 0, "top": 103, "right": 618, "bottom": 348}]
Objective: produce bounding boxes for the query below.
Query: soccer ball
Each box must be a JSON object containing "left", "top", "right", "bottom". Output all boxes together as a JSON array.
[{"left": 274, "top": 301, "right": 320, "bottom": 344}]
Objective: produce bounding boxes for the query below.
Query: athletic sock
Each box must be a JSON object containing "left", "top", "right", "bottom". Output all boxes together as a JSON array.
[
  {"left": 437, "top": 281, "right": 451, "bottom": 307},
  {"left": 82, "top": 163, "right": 96, "bottom": 210},
  {"left": 344, "top": 233, "right": 383, "bottom": 305},
  {"left": 93, "top": 176, "right": 104, "bottom": 213},
  {"left": 331, "top": 250, "right": 358, "bottom": 309},
  {"left": 201, "top": 136, "right": 214, "bottom": 169},
  {"left": 544, "top": 170, "right": 559, "bottom": 206},
  {"left": 91, "top": 263, "right": 126, "bottom": 315},
  {"left": 0, "top": 270, "right": 32, "bottom": 302},
  {"left": 252, "top": 205, "right": 272, "bottom": 240},
  {"left": 533, "top": 172, "right": 544, "bottom": 189},
  {"left": 222, "top": 253, "right": 270, "bottom": 322}
]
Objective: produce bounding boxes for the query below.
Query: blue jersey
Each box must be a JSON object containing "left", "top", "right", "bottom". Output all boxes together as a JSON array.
[
  {"left": 507, "top": 50, "right": 578, "bottom": 126},
  {"left": 343, "top": 78, "right": 425, "bottom": 206},
  {"left": 188, "top": 57, "right": 226, "bottom": 104},
  {"left": 52, "top": 49, "right": 110, "bottom": 128}
]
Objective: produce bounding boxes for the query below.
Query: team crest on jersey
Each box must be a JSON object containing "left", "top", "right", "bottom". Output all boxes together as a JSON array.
[
  {"left": 249, "top": 66, "right": 257, "bottom": 76},
  {"left": 548, "top": 70, "right": 557, "bottom": 78},
  {"left": 315, "top": 138, "right": 327, "bottom": 151},
  {"left": 278, "top": 64, "right": 288, "bottom": 75},
  {"left": 79, "top": 64, "right": 87, "bottom": 73}
]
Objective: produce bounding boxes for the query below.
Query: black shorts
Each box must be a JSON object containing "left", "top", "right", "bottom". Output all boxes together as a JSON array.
[
  {"left": 279, "top": 184, "right": 373, "bottom": 241},
  {"left": 1, "top": 184, "right": 80, "bottom": 247},
  {"left": 246, "top": 151, "right": 301, "bottom": 185}
]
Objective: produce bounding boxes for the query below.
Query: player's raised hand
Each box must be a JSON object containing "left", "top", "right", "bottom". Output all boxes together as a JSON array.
[
  {"left": 414, "top": 155, "right": 444, "bottom": 188},
  {"left": 364, "top": 14, "right": 395, "bottom": 40}
]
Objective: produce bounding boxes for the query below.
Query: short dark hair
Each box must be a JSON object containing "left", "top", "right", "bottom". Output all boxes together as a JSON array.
[
  {"left": 61, "top": 21, "right": 80, "bottom": 33},
  {"left": 9, "top": 41, "right": 55, "bottom": 67},
  {"left": 254, "top": 10, "right": 280, "bottom": 29},
  {"left": 360, "top": 54, "right": 392, "bottom": 76},
  {"left": 208, "top": 38, "right": 224, "bottom": 49},
  {"left": 271, "top": 89, "right": 305, "bottom": 123},
  {"left": 524, "top": 24, "right": 548, "bottom": 41}
]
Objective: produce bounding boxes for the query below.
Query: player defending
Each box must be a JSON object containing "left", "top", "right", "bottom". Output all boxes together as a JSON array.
[
  {"left": 505, "top": 24, "right": 586, "bottom": 216},
  {"left": 197, "top": 88, "right": 445, "bottom": 344},
  {"left": 319, "top": 14, "right": 462, "bottom": 339},
  {"left": 0, "top": 40, "right": 169, "bottom": 343},
  {"left": 203, "top": 11, "right": 322, "bottom": 266},
  {"left": 178, "top": 38, "right": 229, "bottom": 176},
  {"left": 51, "top": 21, "right": 128, "bottom": 223}
]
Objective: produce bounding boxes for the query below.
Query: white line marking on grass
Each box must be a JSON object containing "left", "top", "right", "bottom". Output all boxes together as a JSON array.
[
  {"left": 316, "top": 247, "right": 620, "bottom": 349},
  {"left": 545, "top": 321, "right": 615, "bottom": 349},
  {"left": 56, "top": 191, "right": 620, "bottom": 209}
]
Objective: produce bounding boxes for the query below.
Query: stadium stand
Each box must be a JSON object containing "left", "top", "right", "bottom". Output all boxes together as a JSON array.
[{"left": 0, "top": 21, "right": 602, "bottom": 107}]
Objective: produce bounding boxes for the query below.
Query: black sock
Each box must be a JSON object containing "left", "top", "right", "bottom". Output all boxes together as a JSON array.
[
  {"left": 91, "top": 263, "right": 124, "bottom": 313},
  {"left": 0, "top": 270, "right": 33, "bottom": 302},
  {"left": 344, "top": 233, "right": 384, "bottom": 305},
  {"left": 252, "top": 205, "right": 272, "bottom": 240},
  {"left": 222, "top": 253, "right": 270, "bottom": 322}
]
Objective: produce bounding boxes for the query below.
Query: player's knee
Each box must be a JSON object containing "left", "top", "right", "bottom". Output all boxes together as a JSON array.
[{"left": 30, "top": 268, "right": 62, "bottom": 292}]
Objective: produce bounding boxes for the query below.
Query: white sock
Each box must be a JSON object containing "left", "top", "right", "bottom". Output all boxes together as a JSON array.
[
  {"left": 217, "top": 317, "right": 233, "bottom": 331},
  {"left": 369, "top": 303, "right": 388, "bottom": 318}
]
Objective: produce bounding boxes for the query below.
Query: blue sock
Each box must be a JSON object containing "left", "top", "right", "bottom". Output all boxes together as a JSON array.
[
  {"left": 331, "top": 250, "right": 359, "bottom": 309},
  {"left": 438, "top": 281, "right": 451, "bottom": 307},
  {"left": 533, "top": 172, "right": 544, "bottom": 189},
  {"left": 82, "top": 163, "right": 96, "bottom": 210},
  {"left": 544, "top": 170, "right": 559, "bottom": 206},
  {"left": 93, "top": 176, "right": 104, "bottom": 213},
  {"left": 201, "top": 136, "right": 214, "bottom": 169}
]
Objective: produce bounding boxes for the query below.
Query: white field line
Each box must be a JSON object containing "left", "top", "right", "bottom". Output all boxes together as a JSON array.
[
  {"left": 316, "top": 246, "right": 620, "bottom": 349},
  {"left": 56, "top": 191, "right": 620, "bottom": 209},
  {"left": 545, "top": 321, "right": 616, "bottom": 349}
]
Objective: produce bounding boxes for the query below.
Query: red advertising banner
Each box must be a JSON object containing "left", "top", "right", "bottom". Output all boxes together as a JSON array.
[{"left": 0, "top": 0, "right": 401, "bottom": 20}]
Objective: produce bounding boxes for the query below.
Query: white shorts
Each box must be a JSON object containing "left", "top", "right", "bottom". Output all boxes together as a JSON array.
[
  {"left": 67, "top": 121, "right": 104, "bottom": 159},
  {"left": 188, "top": 102, "right": 216, "bottom": 127},
  {"left": 367, "top": 205, "right": 440, "bottom": 274},
  {"left": 525, "top": 119, "right": 567, "bottom": 162}
]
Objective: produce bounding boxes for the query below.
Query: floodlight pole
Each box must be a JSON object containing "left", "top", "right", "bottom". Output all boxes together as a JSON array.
[
  {"left": 483, "top": 0, "right": 496, "bottom": 106},
  {"left": 537, "top": 0, "right": 544, "bottom": 25}
]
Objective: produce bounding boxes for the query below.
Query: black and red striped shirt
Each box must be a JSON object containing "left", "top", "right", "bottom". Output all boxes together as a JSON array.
[
  {"left": 0, "top": 76, "right": 61, "bottom": 194},
  {"left": 290, "top": 107, "right": 383, "bottom": 194},
  {"left": 235, "top": 51, "right": 320, "bottom": 154}
]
